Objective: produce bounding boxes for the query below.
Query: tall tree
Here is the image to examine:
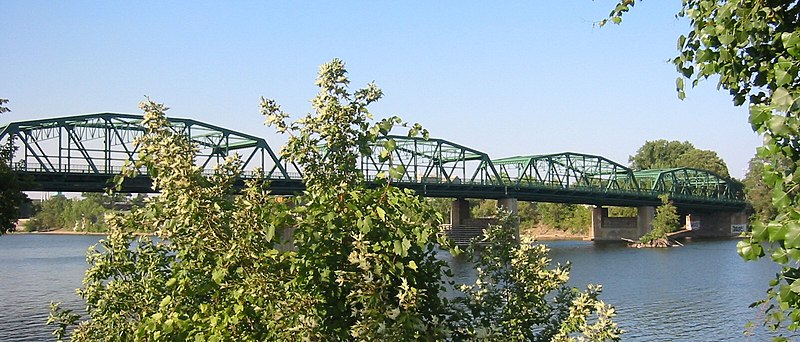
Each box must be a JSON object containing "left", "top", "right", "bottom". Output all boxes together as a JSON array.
[
  {"left": 676, "top": 148, "right": 731, "bottom": 178},
  {"left": 0, "top": 99, "right": 28, "bottom": 234},
  {"left": 742, "top": 154, "right": 789, "bottom": 223},
  {"left": 629, "top": 139, "right": 731, "bottom": 177},
  {"left": 606, "top": 0, "right": 800, "bottom": 335},
  {"left": 629, "top": 139, "right": 695, "bottom": 170}
]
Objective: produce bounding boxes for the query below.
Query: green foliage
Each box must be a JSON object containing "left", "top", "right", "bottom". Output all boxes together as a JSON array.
[
  {"left": 24, "top": 194, "right": 118, "bottom": 232},
  {"left": 466, "top": 199, "right": 591, "bottom": 235},
  {"left": 628, "top": 139, "right": 730, "bottom": 177},
  {"left": 426, "top": 198, "right": 455, "bottom": 224},
  {"left": 743, "top": 154, "right": 786, "bottom": 223},
  {"left": 51, "top": 60, "right": 620, "bottom": 341},
  {"left": 449, "top": 209, "right": 621, "bottom": 341},
  {"left": 640, "top": 194, "right": 680, "bottom": 244},
  {"left": 0, "top": 138, "right": 29, "bottom": 234},
  {"left": 608, "top": 0, "right": 800, "bottom": 335},
  {"left": 470, "top": 199, "right": 497, "bottom": 218},
  {"left": 536, "top": 202, "right": 592, "bottom": 234},
  {"left": 262, "top": 59, "right": 450, "bottom": 338},
  {"left": 607, "top": 206, "right": 637, "bottom": 218}
]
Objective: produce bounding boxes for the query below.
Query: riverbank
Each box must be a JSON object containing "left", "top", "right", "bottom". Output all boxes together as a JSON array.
[
  {"left": 10, "top": 228, "right": 155, "bottom": 236},
  {"left": 521, "top": 225, "right": 586, "bottom": 241},
  {"left": 10, "top": 230, "right": 108, "bottom": 236}
]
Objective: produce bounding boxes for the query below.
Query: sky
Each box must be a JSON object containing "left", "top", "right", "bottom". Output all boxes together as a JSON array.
[{"left": 1, "top": 1, "right": 762, "bottom": 179}]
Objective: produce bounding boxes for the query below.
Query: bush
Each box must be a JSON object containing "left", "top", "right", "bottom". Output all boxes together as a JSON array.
[{"left": 50, "top": 60, "right": 620, "bottom": 341}]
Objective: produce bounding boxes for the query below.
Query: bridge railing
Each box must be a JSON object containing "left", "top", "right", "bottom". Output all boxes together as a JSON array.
[{"left": 14, "top": 162, "right": 304, "bottom": 181}]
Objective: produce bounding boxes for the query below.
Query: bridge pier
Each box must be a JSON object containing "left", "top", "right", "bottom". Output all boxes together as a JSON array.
[
  {"left": 450, "top": 198, "right": 471, "bottom": 226},
  {"left": 676, "top": 210, "right": 749, "bottom": 237},
  {"left": 590, "top": 206, "right": 654, "bottom": 241},
  {"left": 497, "top": 197, "right": 520, "bottom": 242},
  {"left": 592, "top": 206, "right": 750, "bottom": 241}
]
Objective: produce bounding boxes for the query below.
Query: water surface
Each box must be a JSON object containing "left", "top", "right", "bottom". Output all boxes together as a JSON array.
[{"left": 0, "top": 234, "right": 781, "bottom": 341}]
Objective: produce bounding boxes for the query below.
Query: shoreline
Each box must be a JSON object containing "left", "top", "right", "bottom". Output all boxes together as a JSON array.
[{"left": 9, "top": 230, "right": 154, "bottom": 236}]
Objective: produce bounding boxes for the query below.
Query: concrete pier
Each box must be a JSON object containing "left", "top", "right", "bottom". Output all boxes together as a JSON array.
[{"left": 591, "top": 205, "right": 749, "bottom": 241}]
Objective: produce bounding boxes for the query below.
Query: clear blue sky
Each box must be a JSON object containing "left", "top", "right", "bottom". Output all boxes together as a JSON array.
[{"left": 1, "top": 1, "right": 761, "bottom": 179}]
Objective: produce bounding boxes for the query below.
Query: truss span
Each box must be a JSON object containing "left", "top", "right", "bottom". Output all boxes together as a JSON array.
[
  {"left": 0, "top": 113, "right": 300, "bottom": 192},
  {"left": 0, "top": 114, "right": 747, "bottom": 210}
]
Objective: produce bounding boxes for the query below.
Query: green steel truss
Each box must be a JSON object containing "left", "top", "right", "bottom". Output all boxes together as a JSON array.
[
  {"left": 0, "top": 113, "right": 299, "bottom": 192},
  {"left": 492, "top": 153, "right": 639, "bottom": 192},
  {"left": 0, "top": 114, "right": 746, "bottom": 210},
  {"left": 632, "top": 168, "right": 744, "bottom": 203},
  {"left": 362, "top": 135, "right": 501, "bottom": 185}
]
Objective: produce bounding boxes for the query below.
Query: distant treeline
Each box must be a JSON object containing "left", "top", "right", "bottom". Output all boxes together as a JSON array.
[{"left": 22, "top": 193, "right": 147, "bottom": 233}]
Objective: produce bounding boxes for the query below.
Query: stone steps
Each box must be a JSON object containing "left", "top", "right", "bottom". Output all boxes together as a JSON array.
[{"left": 444, "top": 225, "right": 487, "bottom": 247}]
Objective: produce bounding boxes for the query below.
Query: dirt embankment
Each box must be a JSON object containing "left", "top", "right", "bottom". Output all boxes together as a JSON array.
[{"left": 521, "top": 224, "right": 587, "bottom": 241}]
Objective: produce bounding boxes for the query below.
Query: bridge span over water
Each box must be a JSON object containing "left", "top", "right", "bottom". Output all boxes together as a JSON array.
[{"left": 0, "top": 113, "right": 746, "bottom": 214}]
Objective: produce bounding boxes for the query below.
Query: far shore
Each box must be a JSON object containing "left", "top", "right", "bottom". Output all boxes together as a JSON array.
[{"left": 9, "top": 229, "right": 154, "bottom": 236}]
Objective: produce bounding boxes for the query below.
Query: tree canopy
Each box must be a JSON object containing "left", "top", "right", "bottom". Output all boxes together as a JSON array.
[
  {"left": 628, "top": 139, "right": 731, "bottom": 177},
  {"left": 607, "top": 0, "right": 800, "bottom": 336}
]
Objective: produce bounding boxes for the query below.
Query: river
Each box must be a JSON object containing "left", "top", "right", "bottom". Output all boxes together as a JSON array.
[{"left": 0, "top": 234, "right": 782, "bottom": 341}]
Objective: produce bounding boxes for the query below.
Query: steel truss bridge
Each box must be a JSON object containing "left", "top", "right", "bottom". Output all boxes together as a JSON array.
[{"left": 0, "top": 113, "right": 746, "bottom": 211}]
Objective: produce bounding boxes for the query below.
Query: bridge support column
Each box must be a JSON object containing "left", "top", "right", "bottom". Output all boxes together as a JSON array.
[
  {"left": 590, "top": 206, "right": 604, "bottom": 240},
  {"left": 637, "top": 206, "right": 655, "bottom": 237},
  {"left": 497, "top": 197, "right": 520, "bottom": 242},
  {"left": 450, "top": 198, "right": 471, "bottom": 227},
  {"left": 678, "top": 210, "right": 749, "bottom": 237},
  {"left": 586, "top": 206, "right": 657, "bottom": 241}
]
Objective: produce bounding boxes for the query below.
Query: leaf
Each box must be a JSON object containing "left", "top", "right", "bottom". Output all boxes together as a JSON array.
[
  {"left": 212, "top": 268, "right": 225, "bottom": 285},
  {"left": 359, "top": 216, "right": 372, "bottom": 234},
  {"left": 408, "top": 260, "right": 418, "bottom": 271},
  {"left": 389, "top": 165, "right": 406, "bottom": 180},
  {"left": 772, "top": 87, "right": 794, "bottom": 111},
  {"left": 772, "top": 248, "right": 789, "bottom": 264},
  {"left": 383, "top": 138, "right": 396, "bottom": 152},
  {"left": 159, "top": 295, "right": 172, "bottom": 308},
  {"left": 785, "top": 223, "right": 800, "bottom": 249},
  {"left": 737, "top": 240, "right": 763, "bottom": 261},
  {"left": 790, "top": 279, "right": 800, "bottom": 294},
  {"left": 751, "top": 221, "right": 768, "bottom": 241},
  {"left": 748, "top": 105, "right": 771, "bottom": 129},
  {"left": 787, "top": 248, "right": 800, "bottom": 261},
  {"left": 774, "top": 186, "right": 791, "bottom": 208},
  {"left": 775, "top": 61, "right": 793, "bottom": 86},
  {"left": 769, "top": 221, "right": 789, "bottom": 242}
]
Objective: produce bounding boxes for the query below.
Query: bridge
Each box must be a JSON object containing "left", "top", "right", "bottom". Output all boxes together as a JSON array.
[{"left": 0, "top": 113, "right": 748, "bottom": 241}]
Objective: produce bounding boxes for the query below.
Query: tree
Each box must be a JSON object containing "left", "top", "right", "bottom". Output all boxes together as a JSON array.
[
  {"left": 0, "top": 133, "right": 29, "bottom": 234},
  {"left": 449, "top": 209, "right": 621, "bottom": 340},
  {"left": 639, "top": 194, "right": 680, "bottom": 244},
  {"left": 50, "top": 60, "right": 621, "bottom": 341},
  {"left": 628, "top": 139, "right": 731, "bottom": 177},
  {"left": 606, "top": 0, "right": 800, "bottom": 336},
  {"left": 676, "top": 148, "right": 730, "bottom": 178},
  {"left": 24, "top": 194, "right": 110, "bottom": 232},
  {"left": 536, "top": 202, "right": 592, "bottom": 234},
  {"left": 628, "top": 139, "right": 695, "bottom": 170},
  {"left": 742, "top": 154, "right": 787, "bottom": 222}
]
